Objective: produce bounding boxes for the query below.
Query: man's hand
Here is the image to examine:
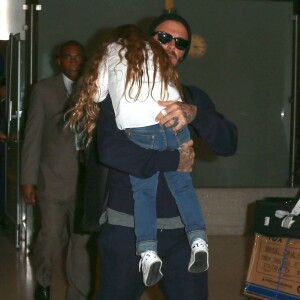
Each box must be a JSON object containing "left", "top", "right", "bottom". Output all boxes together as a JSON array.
[
  {"left": 21, "top": 184, "right": 37, "bottom": 205},
  {"left": 155, "top": 101, "right": 197, "bottom": 131},
  {"left": 177, "top": 139, "right": 195, "bottom": 172}
]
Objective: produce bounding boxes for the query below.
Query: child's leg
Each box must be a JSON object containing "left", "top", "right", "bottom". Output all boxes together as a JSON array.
[
  {"left": 164, "top": 125, "right": 209, "bottom": 273},
  {"left": 163, "top": 170, "right": 206, "bottom": 243},
  {"left": 129, "top": 173, "right": 159, "bottom": 255},
  {"left": 129, "top": 173, "right": 163, "bottom": 286},
  {"left": 125, "top": 124, "right": 166, "bottom": 254},
  {"left": 126, "top": 125, "right": 166, "bottom": 286},
  {"left": 164, "top": 125, "right": 206, "bottom": 240},
  {"left": 164, "top": 170, "right": 209, "bottom": 273}
]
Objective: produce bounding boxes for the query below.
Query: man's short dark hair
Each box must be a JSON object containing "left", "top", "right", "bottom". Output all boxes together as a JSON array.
[
  {"left": 149, "top": 13, "right": 192, "bottom": 62},
  {"left": 57, "top": 40, "right": 85, "bottom": 58}
]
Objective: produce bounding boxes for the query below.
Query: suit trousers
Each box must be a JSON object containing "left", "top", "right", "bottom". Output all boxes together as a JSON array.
[
  {"left": 33, "top": 195, "right": 91, "bottom": 300},
  {"left": 97, "top": 222, "right": 208, "bottom": 300}
]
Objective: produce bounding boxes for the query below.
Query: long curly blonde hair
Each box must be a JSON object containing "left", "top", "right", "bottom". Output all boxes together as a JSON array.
[{"left": 67, "top": 24, "right": 182, "bottom": 146}]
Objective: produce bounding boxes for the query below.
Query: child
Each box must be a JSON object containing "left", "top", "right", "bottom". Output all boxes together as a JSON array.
[{"left": 68, "top": 24, "right": 208, "bottom": 287}]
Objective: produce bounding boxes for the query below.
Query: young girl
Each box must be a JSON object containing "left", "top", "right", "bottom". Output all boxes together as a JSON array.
[{"left": 68, "top": 24, "right": 208, "bottom": 287}]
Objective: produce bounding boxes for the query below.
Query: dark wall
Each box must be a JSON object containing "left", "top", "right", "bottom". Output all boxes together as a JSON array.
[{"left": 38, "top": 0, "right": 295, "bottom": 187}]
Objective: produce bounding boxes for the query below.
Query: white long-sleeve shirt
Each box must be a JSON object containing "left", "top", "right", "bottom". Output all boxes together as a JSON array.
[{"left": 94, "top": 42, "right": 181, "bottom": 130}]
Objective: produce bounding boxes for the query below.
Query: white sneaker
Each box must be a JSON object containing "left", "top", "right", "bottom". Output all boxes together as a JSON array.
[
  {"left": 188, "top": 238, "right": 209, "bottom": 273},
  {"left": 139, "top": 250, "right": 163, "bottom": 286}
]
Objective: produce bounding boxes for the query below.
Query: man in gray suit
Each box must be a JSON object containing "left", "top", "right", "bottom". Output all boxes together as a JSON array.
[{"left": 21, "top": 41, "right": 91, "bottom": 300}]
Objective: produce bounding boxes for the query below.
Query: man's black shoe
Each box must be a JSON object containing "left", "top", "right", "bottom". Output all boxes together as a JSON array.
[{"left": 34, "top": 285, "right": 50, "bottom": 300}]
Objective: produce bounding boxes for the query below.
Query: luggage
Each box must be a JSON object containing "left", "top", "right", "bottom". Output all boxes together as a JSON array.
[{"left": 253, "top": 197, "right": 300, "bottom": 238}]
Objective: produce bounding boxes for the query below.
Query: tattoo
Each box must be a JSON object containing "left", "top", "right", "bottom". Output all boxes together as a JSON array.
[
  {"left": 180, "top": 103, "right": 197, "bottom": 123},
  {"left": 177, "top": 146, "right": 194, "bottom": 172}
]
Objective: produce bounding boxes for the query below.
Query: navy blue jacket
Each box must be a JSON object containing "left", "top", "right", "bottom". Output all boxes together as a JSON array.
[{"left": 97, "top": 86, "right": 238, "bottom": 219}]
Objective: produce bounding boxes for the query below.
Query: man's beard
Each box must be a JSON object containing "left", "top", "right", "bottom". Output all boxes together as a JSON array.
[{"left": 166, "top": 50, "right": 177, "bottom": 61}]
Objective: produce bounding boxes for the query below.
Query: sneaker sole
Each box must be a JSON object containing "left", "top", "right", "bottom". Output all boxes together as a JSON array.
[
  {"left": 145, "top": 261, "right": 163, "bottom": 286},
  {"left": 189, "top": 251, "right": 208, "bottom": 273}
]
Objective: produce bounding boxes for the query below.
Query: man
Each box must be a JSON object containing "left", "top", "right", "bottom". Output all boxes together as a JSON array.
[
  {"left": 95, "top": 13, "right": 238, "bottom": 300},
  {"left": 21, "top": 41, "right": 92, "bottom": 300}
]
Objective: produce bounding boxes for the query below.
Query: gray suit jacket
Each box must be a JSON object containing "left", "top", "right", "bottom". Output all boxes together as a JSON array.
[{"left": 21, "top": 74, "right": 79, "bottom": 201}]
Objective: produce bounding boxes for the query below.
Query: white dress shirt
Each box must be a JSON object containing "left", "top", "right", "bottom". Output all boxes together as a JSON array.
[{"left": 62, "top": 74, "right": 73, "bottom": 96}]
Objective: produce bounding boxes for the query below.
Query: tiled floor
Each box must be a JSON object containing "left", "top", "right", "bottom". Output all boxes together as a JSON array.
[{"left": 0, "top": 222, "right": 254, "bottom": 300}]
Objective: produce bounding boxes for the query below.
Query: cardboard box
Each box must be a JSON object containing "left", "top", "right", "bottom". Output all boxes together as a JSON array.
[{"left": 244, "top": 234, "right": 300, "bottom": 300}]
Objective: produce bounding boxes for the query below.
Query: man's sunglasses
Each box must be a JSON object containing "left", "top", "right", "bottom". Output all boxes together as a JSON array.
[{"left": 152, "top": 31, "right": 189, "bottom": 51}]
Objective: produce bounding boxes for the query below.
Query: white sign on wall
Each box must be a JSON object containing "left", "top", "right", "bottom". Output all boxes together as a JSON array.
[{"left": 0, "top": 0, "right": 25, "bottom": 40}]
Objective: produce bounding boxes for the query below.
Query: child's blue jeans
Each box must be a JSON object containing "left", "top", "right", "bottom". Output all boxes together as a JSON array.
[{"left": 125, "top": 123, "right": 206, "bottom": 255}]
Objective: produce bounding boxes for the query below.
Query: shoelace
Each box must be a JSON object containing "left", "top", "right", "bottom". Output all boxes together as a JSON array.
[
  {"left": 138, "top": 251, "right": 158, "bottom": 272},
  {"left": 192, "top": 239, "right": 208, "bottom": 249}
]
